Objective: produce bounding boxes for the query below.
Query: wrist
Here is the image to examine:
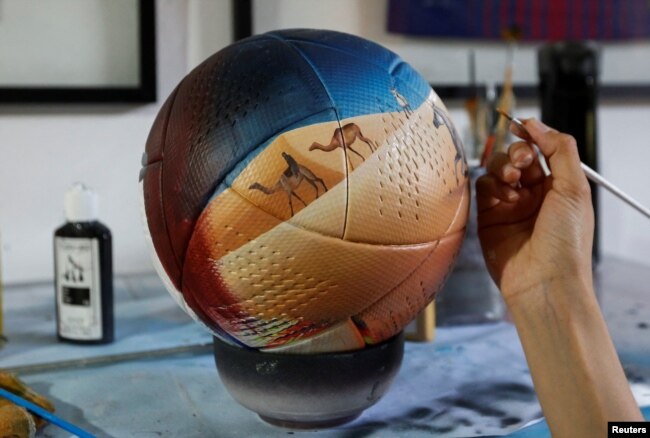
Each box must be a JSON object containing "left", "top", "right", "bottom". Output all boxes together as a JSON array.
[
  {"left": 504, "top": 267, "right": 643, "bottom": 434},
  {"left": 502, "top": 269, "right": 594, "bottom": 311}
]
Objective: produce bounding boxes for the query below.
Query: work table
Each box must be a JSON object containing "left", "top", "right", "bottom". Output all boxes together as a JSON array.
[{"left": 2, "top": 257, "right": 648, "bottom": 437}]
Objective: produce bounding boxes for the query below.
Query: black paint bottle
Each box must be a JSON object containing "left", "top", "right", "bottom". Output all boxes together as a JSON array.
[{"left": 54, "top": 184, "right": 114, "bottom": 344}]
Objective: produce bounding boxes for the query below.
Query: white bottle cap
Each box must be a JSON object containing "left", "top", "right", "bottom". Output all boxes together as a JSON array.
[{"left": 64, "top": 183, "right": 98, "bottom": 222}]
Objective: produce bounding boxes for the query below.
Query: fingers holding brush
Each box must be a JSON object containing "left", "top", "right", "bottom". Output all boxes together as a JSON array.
[
  {"left": 508, "top": 141, "right": 545, "bottom": 186},
  {"left": 486, "top": 142, "right": 543, "bottom": 188},
  {"left": 487, "top": 152, "right": 521, "bottom": 185},
  {"left": 476, "top": 173, "right": 520, "bottom": 212},
  {"left": 477, "top": 140, "right": 544, "bottom": 222},
  {"left": 521, "top": 119, "right": 592, "bottom": 200},
  {"left": 479, "top": 148, "right": 527, "bottom": 211},
  {"left": 508, "top": 141, "right": 534, "bottom": 168}
]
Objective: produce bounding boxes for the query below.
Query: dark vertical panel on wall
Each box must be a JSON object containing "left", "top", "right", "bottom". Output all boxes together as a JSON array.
[
  {"left": 539, "top": 42, "right": 600, "bottom": 261},
  {"left": 233, "top": 0, "right": 253, "bottom": 41},
  {"left": 140, "top": 0, "right": 157, "bottom": 101}
]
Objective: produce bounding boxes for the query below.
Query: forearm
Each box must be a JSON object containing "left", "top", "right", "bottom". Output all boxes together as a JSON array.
[{"left": 507, "top": 275, "right": 643, "bottom": 438}]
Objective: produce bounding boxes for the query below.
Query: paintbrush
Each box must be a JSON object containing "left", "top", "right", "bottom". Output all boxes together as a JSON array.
[
  {"left": 465, "top": 50, "right": 481, "bottom": 158},
  {"left": 480, "top": 26, "right": 520, "bottom": 166},
  {"left": 0, "top": 387, "right": 95, "bottom": 438},
  {"left": 492, "top": 47, "right": 514, "bottom": 154},
  {"left": 492, "top": 25, "right": 521, "bottom": 154},
  {"left": 496, "top": 109, "right": 650, "bottom": 220}
]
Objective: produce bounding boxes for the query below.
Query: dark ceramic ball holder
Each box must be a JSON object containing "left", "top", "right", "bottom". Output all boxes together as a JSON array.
[{"left": 213, "top": 332, "right": 404, "bottom": 429}]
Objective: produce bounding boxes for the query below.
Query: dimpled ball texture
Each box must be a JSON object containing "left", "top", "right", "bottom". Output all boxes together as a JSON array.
[{"left": 141, "top": 29, "right": 469, "bottom": 354}]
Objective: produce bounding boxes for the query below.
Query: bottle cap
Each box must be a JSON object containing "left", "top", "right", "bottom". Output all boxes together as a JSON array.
[{"left": 64, "top": 183, "right": 98, "bottom": 222}]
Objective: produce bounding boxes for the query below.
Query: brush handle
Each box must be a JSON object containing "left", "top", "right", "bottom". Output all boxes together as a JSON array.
[
  {"left": 580, "top": 163, "right": 650, "bottom": 220},
  {"left": 499, "top": 112, "right": 650, "bottom": 221},
  {"left": 0, "top": 387, "right": 95, "bottom": 438}
]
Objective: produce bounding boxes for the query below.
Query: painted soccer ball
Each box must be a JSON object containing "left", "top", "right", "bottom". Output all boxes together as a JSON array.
[{"left": 141, "top": 29, "right": 469, "bottom": 354}]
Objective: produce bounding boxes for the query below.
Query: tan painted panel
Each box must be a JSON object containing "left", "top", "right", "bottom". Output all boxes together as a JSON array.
[
  {"left": 344, "top": 93, "right": 469, "bottom": 244},
  {"left": 354, "top": 229, "right": 465, "bottom": 343},
  {"left": 221, "top": 222, "right": 437, "bottom": 318},
  {"left": 217, "top": 222, "right": 438, "bottom": 346}
]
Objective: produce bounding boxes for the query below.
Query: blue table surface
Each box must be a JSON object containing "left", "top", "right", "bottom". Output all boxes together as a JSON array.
[{"left": 1, "top": 257, "right": 648, "bottom": 437}]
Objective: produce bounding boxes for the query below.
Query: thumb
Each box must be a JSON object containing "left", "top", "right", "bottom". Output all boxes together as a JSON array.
[{"left": 523, "top": 119, "right": 588, "bottom": 192}]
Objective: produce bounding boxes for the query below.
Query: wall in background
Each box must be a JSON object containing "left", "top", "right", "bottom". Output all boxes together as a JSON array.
[
  {"left": 1, "top": 0, "right": 647, "bottom": 284},
  {"left": 187, "top": 0, "right": 233, "bottom": 71},
  {"left": 0, "top": 0, "right": 233, "bottom": 284}
]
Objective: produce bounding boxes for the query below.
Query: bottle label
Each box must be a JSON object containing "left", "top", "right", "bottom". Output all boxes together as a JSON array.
[{"left": 55, "top": 237, "right": 102, "bottom": 340}]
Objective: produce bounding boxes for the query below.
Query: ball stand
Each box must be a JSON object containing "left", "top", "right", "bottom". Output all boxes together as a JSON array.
[{"left": 213, "top": 332, "right": 404, "bottom": 429}]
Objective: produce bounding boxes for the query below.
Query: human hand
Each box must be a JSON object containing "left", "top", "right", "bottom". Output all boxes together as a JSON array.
[{"left": 476, "top": 119, "right": 594, "bottom": 304}]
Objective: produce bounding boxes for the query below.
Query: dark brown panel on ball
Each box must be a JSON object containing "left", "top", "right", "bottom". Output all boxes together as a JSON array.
[
  {"left": 143, "top": 161, "right": 182, "bottom": 289},
  {"left": 144, "top": 84, "right": 181, "bottom": 165}
]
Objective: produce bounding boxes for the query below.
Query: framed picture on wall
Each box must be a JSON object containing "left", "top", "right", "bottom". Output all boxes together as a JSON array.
[{"left": 0, "top": 0, "right": 156, "bottom": 103}]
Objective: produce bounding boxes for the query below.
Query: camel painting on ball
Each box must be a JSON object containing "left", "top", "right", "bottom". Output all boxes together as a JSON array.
[
  {"left": 309, "top": 123, "right": 377, "bottom": 170},
  {"left": 249, "top": 152, "right": 328, "bottom": 217},
  {"left": 391, "top": 87, "right": 412, "bottom": 117}
]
